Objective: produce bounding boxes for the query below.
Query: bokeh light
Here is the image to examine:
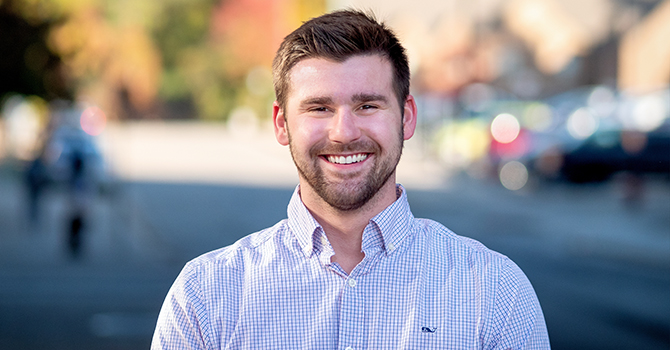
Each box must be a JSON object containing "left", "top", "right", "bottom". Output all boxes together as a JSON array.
[
  {"left": 587, "top": 85, "right": 617, "bottom": 117},
  {"left": 436, "top": 119, "right": 490, "bottom": 169},
  {"left": 632, "top": 93, "right": 667, "bottom": 132},
  {"left": 499, "top": 160, "right": 529, "bottom": 191},
  {"left": 522, "top": 102, "right": 553, "bottom": 132},
  {"left": 567, "top": 107, "right": 599, "bottom": 139},
  {"left": 80, "top": 106, "right": 107, "bottom": 136},
  {"left": 491, "top": 113, "right": 521, "bottom": 143}
]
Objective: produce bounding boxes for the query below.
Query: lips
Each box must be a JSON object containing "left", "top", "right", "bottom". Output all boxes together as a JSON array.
[{"left": 325, "top": 153, "right": 369, "bottom": 165}]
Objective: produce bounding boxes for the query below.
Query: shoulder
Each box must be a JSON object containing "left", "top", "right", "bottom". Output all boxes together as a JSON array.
[
  {"left": 178, "top": 219, "right": 291, "bottom": 281},
  {"left": 414, "top": 219, "right": 547, "bottom": 332},
  {"left": 153, "top": 221, "right": 292, "bottom": 349},
  {"left": 411, "top": 218, "right": 531, "bottom": 288},
  {"left": 414, "top": 218, "right": 509, "bottom": 262},
  {"left": 413, "top": 219, "right": 547, "bottom": 334}
]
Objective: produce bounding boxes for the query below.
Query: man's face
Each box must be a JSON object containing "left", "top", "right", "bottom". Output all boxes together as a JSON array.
[{"left": 273, "top": 54, "right": 416, "bottom": 211}]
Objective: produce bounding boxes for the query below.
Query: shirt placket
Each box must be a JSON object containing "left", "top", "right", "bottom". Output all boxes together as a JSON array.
[{"left": 337, "top": 271, "right": 364, "bottom": 350}]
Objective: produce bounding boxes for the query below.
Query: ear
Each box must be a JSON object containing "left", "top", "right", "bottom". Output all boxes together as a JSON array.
[
  {"left": 273, "top": 101, "right": 289, "bottom": 146},
  {"left": 402, "top": 94, "right": 418, "bottom": 140}
]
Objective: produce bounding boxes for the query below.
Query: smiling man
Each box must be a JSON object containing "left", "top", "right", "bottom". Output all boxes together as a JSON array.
[{"left": 152, "top": 10, "right": 550, "bottom": 349}]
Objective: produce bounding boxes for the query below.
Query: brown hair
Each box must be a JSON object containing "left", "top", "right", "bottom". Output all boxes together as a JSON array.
[{"left": 272, "top": 9, "right": 410, "bottom": 112}]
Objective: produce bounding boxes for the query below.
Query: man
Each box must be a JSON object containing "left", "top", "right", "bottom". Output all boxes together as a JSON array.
[{"left": 152, "top": 10, "right": 550, "bottom": 349}]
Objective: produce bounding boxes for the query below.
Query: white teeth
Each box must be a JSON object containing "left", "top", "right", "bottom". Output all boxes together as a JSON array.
[{"left": 327, "top": 153, "right": 368, "bottom": 164}]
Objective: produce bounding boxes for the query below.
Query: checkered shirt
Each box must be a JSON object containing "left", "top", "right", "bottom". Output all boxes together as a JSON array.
[{"left": 152, "top": 185, "right": 550, "bottom": 349}]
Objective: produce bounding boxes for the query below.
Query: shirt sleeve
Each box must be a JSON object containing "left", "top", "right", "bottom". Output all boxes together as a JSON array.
[
  {"left": 151, "top": 263, "right": 211, "bottom": 350},
  {"left": 489, "top": 260, "right": 551, "bottom": 349}
]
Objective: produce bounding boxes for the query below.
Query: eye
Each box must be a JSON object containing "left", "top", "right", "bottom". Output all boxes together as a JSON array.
[
  {"left": 359, "top": 104, "right": 377, "bottom": 110},
  {"left": 310, "top": 106, "right": 329, "bottom": 112}
]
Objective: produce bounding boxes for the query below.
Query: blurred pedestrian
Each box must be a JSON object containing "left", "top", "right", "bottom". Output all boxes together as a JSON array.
[
  {"left": 153, "top": 10, "right": 549, "bottom": 349},
  {"left": 25, "top": 151, "right": 49, "bottom": 226},
  {"left": 65, "top": 140, "right": 90, "bottom": 258}
]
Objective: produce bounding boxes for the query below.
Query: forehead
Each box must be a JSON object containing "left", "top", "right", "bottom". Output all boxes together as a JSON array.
[{"left": 287, "top": 54, "right": 394, "bottom": 102}]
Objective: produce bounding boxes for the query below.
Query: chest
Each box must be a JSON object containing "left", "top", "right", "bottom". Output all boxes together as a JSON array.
[{"left": 217, "top": 255, "right": 485, "bottom": 349}]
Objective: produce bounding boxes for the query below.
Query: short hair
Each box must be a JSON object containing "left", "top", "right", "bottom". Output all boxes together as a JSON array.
[{"left": 272, "top": 9, "right": 410, "bottom": 112}]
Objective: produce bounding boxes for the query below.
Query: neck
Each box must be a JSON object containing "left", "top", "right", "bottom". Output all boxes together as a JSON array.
[{"left": 299, "top": 176, "right": 398, "bottom": 274}]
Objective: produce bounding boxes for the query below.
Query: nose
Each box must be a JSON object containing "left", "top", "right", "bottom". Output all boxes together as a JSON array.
[{"left": 328, "top": 109, "right": 361, "bottom": 144}]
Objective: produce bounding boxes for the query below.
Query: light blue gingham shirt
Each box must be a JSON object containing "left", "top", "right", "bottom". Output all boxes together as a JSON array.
[{"left": 152, "top": 185, "right": 550, "bottom": 349}]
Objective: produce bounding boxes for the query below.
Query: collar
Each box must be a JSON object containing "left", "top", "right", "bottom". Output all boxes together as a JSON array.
[{"left": 287, "top": 184, "right": 415, "bottom": 261}]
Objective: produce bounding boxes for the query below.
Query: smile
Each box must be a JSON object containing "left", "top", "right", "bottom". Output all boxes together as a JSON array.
[{"left": 326, "top": 153, "right": 369, "bottom": 165}]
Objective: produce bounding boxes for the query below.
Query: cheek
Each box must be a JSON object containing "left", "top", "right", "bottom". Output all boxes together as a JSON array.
[
  {"left": 366, "top": 120, "right": 404, "bottom": 147},
  {"left": 288, "top": 119, "right": 323, "bottom": 150},
  {"left": 296, "top": 116, "right": 331, "bottom": 136}
]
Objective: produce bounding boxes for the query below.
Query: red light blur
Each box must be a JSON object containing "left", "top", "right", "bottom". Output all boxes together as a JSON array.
[
  {"left": 489, "top": 129, "right": 531, "bottom": 160},
  {"left": 80, "top": 106, "right": 107, "bottom": 136}
]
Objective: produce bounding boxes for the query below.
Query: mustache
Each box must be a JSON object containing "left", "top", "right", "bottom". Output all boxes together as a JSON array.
[{"left": 310, "top": 139, "right": 380, "bottom": 156}]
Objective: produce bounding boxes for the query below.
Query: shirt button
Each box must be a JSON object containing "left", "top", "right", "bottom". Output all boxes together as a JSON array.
[
  {"left": 387, "top": 242, "right": 395, "bottom": 251},
  {"left": 348, "top": 278, "right": 357, "bottom": 287},
  {"left": 345, "top": 347, "right": 354, "bottom": 350}
]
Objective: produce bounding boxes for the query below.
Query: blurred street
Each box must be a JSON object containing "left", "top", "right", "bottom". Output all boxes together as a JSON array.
[
  {"left": 1, "top": 123, "right": 669, "bottom": 349},
  {"left": 2, "top": 0, "right": 670, "bottom": 349}
]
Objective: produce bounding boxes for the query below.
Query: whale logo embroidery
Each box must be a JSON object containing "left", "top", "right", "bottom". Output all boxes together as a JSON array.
[{"left": 421, "top": 327, "right": 437, "bottom": 333}]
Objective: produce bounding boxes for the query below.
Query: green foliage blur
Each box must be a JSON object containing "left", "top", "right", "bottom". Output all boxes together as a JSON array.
[{"left": 0, "top": 0, "right": 325, "bottom": 121}]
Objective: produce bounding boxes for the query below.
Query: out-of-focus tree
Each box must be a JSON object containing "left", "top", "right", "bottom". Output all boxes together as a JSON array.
[
  {"left": 157, "top": 0, "right": 325, "bottom": 121},
  {"left": 151, "top": 0, "right": 218, "bottom": 115},
  {"left": 0, "top": 0, "right": 72, "bottom": 101},
  {"left": 1, "top": 0, "right": 164, "bottom": 119},
  {"left": 1, "top": 0, "right": 163, "bottom": 119},
  {"left": 48, "top": 0, "right": 162, "bottom": 118},
  {"left": 2, "top": 0, "right": 326, "bottom": 121}
]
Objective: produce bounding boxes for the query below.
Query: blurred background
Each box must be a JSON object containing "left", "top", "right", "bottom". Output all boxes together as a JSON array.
[{"left": 0, "top": 0, "right": 668, "bottom": 348}]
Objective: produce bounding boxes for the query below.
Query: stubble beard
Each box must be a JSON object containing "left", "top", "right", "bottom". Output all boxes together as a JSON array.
[{"left": 288, "top": 131, "right": 404, "bottom": 212}]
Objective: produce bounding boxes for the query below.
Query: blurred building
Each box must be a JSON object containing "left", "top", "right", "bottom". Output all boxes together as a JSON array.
[{"left": 330, "top": 0, "right": 670, "bottom": 99}]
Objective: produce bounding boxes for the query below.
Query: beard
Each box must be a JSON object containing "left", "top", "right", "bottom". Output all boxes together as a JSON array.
[{"left": 288, "top": 130, "right": 404, "bottom": 212}]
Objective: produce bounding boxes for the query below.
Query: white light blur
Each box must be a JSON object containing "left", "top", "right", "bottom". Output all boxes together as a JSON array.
[
  {"left": 587, "top": 85, "right": 617, "bottom": 117},
  {"left": 491, "top": 113, "right": 520, "bottom": 143},
  {"left": 632, "top": 94, "right": 667, "bottom": 132},
  {"left": 523, "top": 103, "right": 553, "bottom": 132},
  {"left": 567, "top": 108, "right": 599, "bottom": 139},
  {"left": 499, "top": 160, "right": 528, "bottom": 191},
  {"left": 3, "top": 95, "right": 42, "bottom": 160}
]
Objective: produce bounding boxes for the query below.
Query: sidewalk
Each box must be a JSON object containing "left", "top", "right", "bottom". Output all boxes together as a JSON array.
[
  {"left": 99, "top": 120, "right": 452, "bottom": 189},
  {"left": 2, "top": 120, "right": 669, "bottom": 268}
]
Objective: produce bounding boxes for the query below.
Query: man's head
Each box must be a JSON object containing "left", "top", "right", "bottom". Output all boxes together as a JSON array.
[
  {"left": 272, "top": 10, "right": 410, "bottom": 112},
  {"left": 272, "top": 10, "right": 417, "bottom": 212}
]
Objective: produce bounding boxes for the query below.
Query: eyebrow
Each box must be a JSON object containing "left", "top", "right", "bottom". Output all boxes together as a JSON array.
[
  {"left": 300, "top": 97, "right": 333, "bottom": 108},
  {"left": 352, "top": 93, "right": 388, "bottom": 104},
  {"left": 301, "top": 93, "right": 388, "bottom": 106}
]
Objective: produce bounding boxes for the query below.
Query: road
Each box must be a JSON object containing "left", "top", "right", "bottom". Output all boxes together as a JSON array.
[{"left": 1, "top": 169, "right": 668, "bottom": 349}]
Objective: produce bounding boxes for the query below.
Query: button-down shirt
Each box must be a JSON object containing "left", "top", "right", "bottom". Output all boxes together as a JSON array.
[{"left": 152, "top": 185, "right": 550, "bottom": 349}]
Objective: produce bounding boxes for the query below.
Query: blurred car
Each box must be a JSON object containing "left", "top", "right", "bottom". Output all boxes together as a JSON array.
[
  {"left": 526, "top": 87, "right": 670, "bottom": 183},
  {"left": 481, "top": 85, "right": 670, "bottom": 186},
  {"left": 558, "top": 125, "right": 670, "bottom": 183},
  {"left": 433, "top": 84, "right": 670, "bottom": 188}
]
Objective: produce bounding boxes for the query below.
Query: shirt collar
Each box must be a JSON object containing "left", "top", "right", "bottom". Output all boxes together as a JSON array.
[
  {"left": 287, "top": 186, "right": 324, "bottom": 258},
  {"left": 368, "top": 184, "right": 414, "bottom": 255},
  {"left": 287, "top": 184, "right": 415, "bottom": 259}
]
